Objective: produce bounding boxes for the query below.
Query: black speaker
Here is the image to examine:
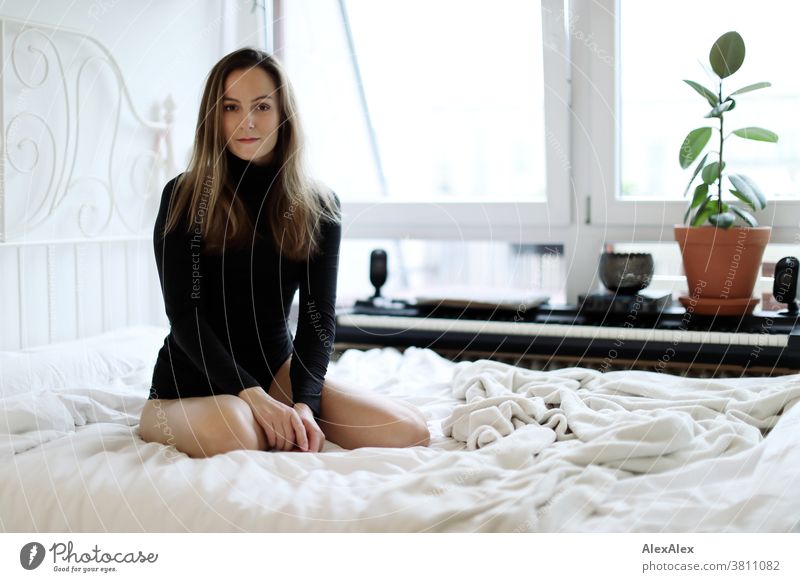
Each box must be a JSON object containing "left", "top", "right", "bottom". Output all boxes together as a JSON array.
[
  {"left": 370, "top": 249, "right": 387, "bottom": 298},
  {"left": 352, "top": 249, "right": 415, "bottom": 315},
  {"left": 773, "top": 256, "right": 798, "bottom": 315}
]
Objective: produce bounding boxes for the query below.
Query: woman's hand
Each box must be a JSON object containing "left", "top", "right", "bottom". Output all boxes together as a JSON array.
[
  {"left": 292, "top": 403, "right": 325, "bottom": 452},
  {"left": 239, "top": 387, "right": 309, "bottom": 452}
]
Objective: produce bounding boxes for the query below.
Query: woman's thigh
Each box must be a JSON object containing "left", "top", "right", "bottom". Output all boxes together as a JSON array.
[
  {"left": 267, "top": 354, "right": 429, "bottom": 449},
  {"left": 315, "top": 376, "right": 430, "bottom": 449},
  {"left": 267, "top": 354, "right": 426, "bottom": 421},
  {"left": 138, "top": 394, "right": 267, "bottom": 458},
  {"left": 266, "top": 355, "right": 294, "bottom": 407}
]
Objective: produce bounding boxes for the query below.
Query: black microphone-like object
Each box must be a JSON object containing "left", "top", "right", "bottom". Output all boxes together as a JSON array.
[
  {"left": 773, "top": 256, "right": 798, "bottom": 315},
  {"left": 370, "top": 249, "right": 387, "bottom": 300}
]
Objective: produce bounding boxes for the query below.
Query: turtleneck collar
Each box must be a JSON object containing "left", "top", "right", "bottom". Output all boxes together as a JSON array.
[{"left": 225, "top": 149, "right": 278, "bottom": 191}]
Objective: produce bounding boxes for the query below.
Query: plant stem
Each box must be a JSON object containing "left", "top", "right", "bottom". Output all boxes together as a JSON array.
[{"left": 718, "top": 81, "right": 723, "bottom": 215}]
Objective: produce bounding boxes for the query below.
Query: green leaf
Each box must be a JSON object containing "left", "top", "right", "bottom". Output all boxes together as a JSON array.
[
  {"left": 728, "top": 174, "right": 766, "bottom": 209},
  {"left": 701, "top": 161, "right": 725, "bottom": 184},
  {"left": 731, "top": 127, "right": 779, "bottom": 142},
  {"left": 682, "top": 153, "right": 710, "bottom": 197},
  {"left": 679, "top": 127, "right": 713, "bottom": 169},
  {"left": 729, "top": 81, "right": 771, "bottom": 96},
  {"left": 705, "top": 98, "right": 736, "bottom": 118},
  {"left": 730, "top": 205, "right": 758, "bottom": 227},
  {"left": 729, "top": 189, "right": 758, "bottom": 210},
  {"left": 683, "top": 80, "right": 719, "bottom": 107},
  {"left": 686, "top": 191, "right": 713, "bottom": 224},
  {"left": 692, "top": 205, "right": 716, "bottom": 227},
  {"left": 709, "top": 211, "right": 736, "bottom": 228},
  {"left": 691, "top": 195, "right": 714, "bottom": 226},
  {"left": 709, "top": 31, "right": 746, "bottom": 79},
  {"left": 691, "top": 183, "right": 709, "bottom": 208},
  {"left": 738, "top": 175, "right": 767, "bottom": 209}
]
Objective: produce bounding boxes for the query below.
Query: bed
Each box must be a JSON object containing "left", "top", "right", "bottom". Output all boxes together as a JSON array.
[{"left": 2, "top": 325, "right": 799, "bottom": 532}]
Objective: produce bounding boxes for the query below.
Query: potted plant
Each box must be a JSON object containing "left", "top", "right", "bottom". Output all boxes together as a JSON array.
[{"left": 676, "top": 30, "right": 778, "bottom": 316}]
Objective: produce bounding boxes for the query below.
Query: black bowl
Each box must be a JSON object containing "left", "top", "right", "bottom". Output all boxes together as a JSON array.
[{"left": 599, "top": 252, "right": 654, "bottom": 294}]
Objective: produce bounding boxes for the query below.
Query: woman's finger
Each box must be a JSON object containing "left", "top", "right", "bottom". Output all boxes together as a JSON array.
[
  {"left": 291, "top": 413, "right": 309, "bottom": 451},
  {"left": 281, "top": 417, "right": 295, "bottom": 451},
  {"left": 274, "top": 417, "right": 287, "bottom": 451},
  {"left": 285, "top": 416, "right": 301, "bottom": 451},
  {"left": 262, "top": 421, "right": 276, "bottom": 451},
  {"left": 250, "top": 407, "right": 275, "bottom": 450},
  {"left": 306, "top": 430, "right": 321, "bottom": 453}
]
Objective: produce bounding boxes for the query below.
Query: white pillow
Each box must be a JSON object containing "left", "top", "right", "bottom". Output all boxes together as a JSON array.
[{"left": 0, "top": 325, "right": 166, "bottom": 398}]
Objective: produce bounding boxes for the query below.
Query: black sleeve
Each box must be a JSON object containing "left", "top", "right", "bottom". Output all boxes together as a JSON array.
[
  {"left": 154, "top": 176, "right": 261, "bottom": 396},
  {"left": 289, "top": 193, "right": 342, "bottom": 418}
]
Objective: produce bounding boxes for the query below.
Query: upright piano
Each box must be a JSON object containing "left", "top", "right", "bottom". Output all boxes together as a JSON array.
[{"left": 334, "top": 300, "right": 800, "bottom": 376}]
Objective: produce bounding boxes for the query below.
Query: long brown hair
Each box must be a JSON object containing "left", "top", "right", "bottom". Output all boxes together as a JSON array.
[{"left": 163, "top": 48, "right": 340, "bottom": 261}]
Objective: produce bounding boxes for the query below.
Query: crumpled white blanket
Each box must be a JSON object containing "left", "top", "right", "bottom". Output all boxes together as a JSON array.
[
  {"left": 442, "top": 360, "right": 800, "bottom": 474},
  {"left": 3, "top": 332, "right": 800, "bottom": 532},
  {"left": 0, "top": 372, "right": 149, "bottom": 456}
]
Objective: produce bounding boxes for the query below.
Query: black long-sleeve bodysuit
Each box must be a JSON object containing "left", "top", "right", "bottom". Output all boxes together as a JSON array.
[{"left": 148, "top": 150, "right": 341, "bottom": 418}]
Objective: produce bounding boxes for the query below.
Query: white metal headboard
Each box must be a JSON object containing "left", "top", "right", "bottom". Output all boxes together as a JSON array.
[{"left": 0, "top": 16, "right": 175, "bottom": 349}]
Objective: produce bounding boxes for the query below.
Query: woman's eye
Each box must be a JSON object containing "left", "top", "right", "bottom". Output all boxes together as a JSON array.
[
  {"left": 257, "top": 103, "right": 270, "bottom": 111},
  {"left": 224, "top": 104, "right": 237, "bottom": 112}
]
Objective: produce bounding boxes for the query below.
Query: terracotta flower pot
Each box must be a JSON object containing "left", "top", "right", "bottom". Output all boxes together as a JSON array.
[{"left": 674, "top": 225, "right": 770, "bottom": 315}]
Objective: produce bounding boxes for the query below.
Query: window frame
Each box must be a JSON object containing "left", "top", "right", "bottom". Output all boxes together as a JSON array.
[
  {"left": 272, "top": 0, "right": 573, "bottom": 241},
  {"left": 587, "top": 0, "right": 800, "bottom": 230},
  {"left": 270, "top": 0, "right": 800, "bottom": 305}
]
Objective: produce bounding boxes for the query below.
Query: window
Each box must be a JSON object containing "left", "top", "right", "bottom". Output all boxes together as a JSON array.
[
  {"left": 281, "top": 0, "right": 549, "bottom": 202},
  {"left": 620, "top": 0, "right": 800, "bottom": 201},
  {"left": 585, "top": 0, "right": 800, "bottom": 237},
  {"left": 577, "top": 0, "right": 800, "bottom": 308},
  {"left": 277, "top": 0, "right": 571, "bottom": 241},
  {"left": 273, "top": 1, "right": 800, "bottom": 305}
]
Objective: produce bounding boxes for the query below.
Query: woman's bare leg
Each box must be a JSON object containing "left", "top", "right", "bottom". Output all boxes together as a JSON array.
[
  {"left": 138, "top": 394, "right": 267, "bottom": 458},
  {"left": 267, "top": 356, "right": 430, "bottom": 450},
  {"left": 138, "top": 355, "right": 430, "bottom": 456}
]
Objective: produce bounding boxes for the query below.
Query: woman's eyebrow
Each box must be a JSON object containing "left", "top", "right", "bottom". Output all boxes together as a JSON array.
[{"left": 222, "top": 95, "right": 273, "bottom": 103}]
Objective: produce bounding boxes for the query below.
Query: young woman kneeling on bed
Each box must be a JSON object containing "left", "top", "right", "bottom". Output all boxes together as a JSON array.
[{"left": 139, "top": 48, "right": 429, "bottom": 458}]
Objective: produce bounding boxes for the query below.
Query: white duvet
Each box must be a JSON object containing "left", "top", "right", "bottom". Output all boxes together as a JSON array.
[{"left": 1, "top": 325, "right": 799, "bottom": 532}]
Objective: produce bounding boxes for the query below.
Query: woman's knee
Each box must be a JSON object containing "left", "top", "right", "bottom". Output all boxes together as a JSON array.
[
  {"left": 395, "top": 402, "right": 430, "bottom": 447},
  {"left": 407, "top": 416, "right": 431, "bottom": 448},
  {"left": 195, "top": 396, "right": 266, "bottom": 456},
  {"left": 389, "top": 408, "right": 430, "bottom": 448},
  {"left": 399, "top": 400, "right": 427, "bottom": 428},
  {"left": 138, "top": 399, "right": 175, "bottom": 445}
]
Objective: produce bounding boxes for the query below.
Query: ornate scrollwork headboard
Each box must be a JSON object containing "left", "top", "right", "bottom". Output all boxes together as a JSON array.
[
  {"left": 0, "top": 16, "right": 177, "bottom": 349},
  {"left": 0, "top": 16, "right": 176, "bottom": 242}
]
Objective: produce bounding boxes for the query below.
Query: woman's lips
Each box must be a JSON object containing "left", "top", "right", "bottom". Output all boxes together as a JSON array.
[{"left": 237, "top": 137, "right": 259, "bottom": 143}]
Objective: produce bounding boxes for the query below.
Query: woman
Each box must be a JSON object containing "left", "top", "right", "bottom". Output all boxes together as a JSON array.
[{"left": 139, "top": 48, "right": 429, "bottom": 458}]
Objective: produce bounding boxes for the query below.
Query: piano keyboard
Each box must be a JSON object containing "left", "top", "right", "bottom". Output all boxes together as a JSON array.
[
  {"left": 334, "top": 309, "right": 800, "bottom": 372},
  {"left": 336, "top": 313, "right": 790, "bottom": 348}
]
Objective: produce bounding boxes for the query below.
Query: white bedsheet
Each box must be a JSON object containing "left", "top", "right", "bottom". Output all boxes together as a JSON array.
[{"left": 1, "top": 325, "right": 799, "bottom": 532}]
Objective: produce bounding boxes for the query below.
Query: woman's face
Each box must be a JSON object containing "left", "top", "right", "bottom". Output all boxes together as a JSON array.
[{"left": 221, "top": 66, "right": 281, "bottom": 165}]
